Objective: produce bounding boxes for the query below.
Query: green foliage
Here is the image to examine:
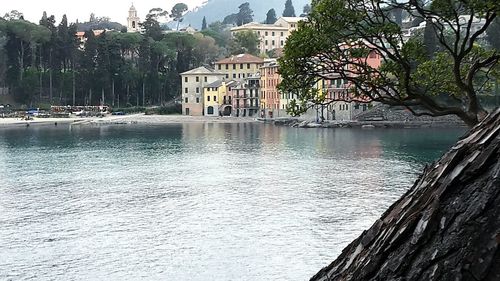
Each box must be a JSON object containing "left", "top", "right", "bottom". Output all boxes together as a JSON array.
[
  {"left": 171, "top": 3, "right": 189, "bottom": 30},
  {"left": 229, "top": 30, "right": 259, "bottom": 55},
  {"left": 145, "top": 104, "right": 182, "bottom": 115},
  {"left": 201, "top": 16, "right": 208, "bottom": 30},
  {"left": 237, "top": 2, "right": 254, "bottom": 26},
  {"left": 279, "top": 0, "right": 500, "bottom": 126},
  {"left": 0, "top": 10, "right": 226, "bottom": 108},
  {"left": 265, "top": 9, "right": 278, "bottom": 24},
  {"left": 283, "top": 0, "right": 296, "bottom": 17}
]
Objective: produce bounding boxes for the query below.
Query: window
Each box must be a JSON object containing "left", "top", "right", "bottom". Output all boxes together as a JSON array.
[
  {"left": 207, "top": 96, "right": 210, "bottom": 101},
  {"left": 233, "top": 64, "right": 236, "bottom": 70},
  {"left": 214, "top": 96, "right": 217, "bottom": 101},
  {"left": 218, "top": 65, "right": 222, "bottom": 70},
  {"left": 233, "top": 73, "right": 236, "bottom": 78},
  {"left": 272, "top": 40, "right": 275, "bottom": 46},
  {"left": 226, "top": 64, "right": 229, "bottom": 70},
  {"left": 226, "top": 74, "right": 229, "bottom": 79},
  {"left": 272, "top": 32, "right": 275, "bottom": 36},
  {"left": 265, "top": 40, "right": 268, "bottom": 45},
  {"left": 185, "top": 88, "right": 188, "bottom": 93},
  {"left": 185, "top": 108, "right": 190, "bottom": 115},
  {"left": 196, "top": 97, "right": 200, "bottom": 103},
  {"left": 247, "top": 63, "right": 251, "bottom": 69},
  {"left": 265, "top": 31, "right": 268, "bottom": 36},
  {"left": 281, "top": 32, "right": 284, "bottom": 36},
  {"left": 204, "top": 77, "right": 207, "bottom": 82},
  {"left": 207, "top": 106, "right": 214, "bottom": 115},
  {"left": 185, "top": 97, "right": 188, "bottom": 103},
  {"left": 346, "top": 104, "right": 349, "bottom": 110},
  {"left": 240, "top": 64, "right": 243, "bottom": 69},
  {"left": 184, "top": 77, "right": 188, "bottom": 83},
  {"left": 281, "top": 40, "right": 284, "bottom": 46},
  {"left": 257, "top": 31, "right": 261, "bottom": 35},
  {"left": 196, "top": 87, "right": 199, "bottom": 93},
  {"left": 196, "top": 76, "right": 199, "bottom": 82}
]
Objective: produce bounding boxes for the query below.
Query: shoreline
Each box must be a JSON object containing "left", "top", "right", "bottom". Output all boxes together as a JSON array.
[{"left": 0, "top": 114, "right": 258, "bottom": 128}]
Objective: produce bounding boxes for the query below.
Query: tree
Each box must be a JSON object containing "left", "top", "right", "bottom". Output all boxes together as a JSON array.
[
  {"left": 170, "top": 3, "right": 188, "bottom": 31},
  {"left": 222, "top": 13, "right": 238, "bottom": 25},
  {"left": 310, "top": 108, "right": 500, "bottom": 281},
  {"left": 283, "top": 0, "right": 296, "bottom": 17},
  {"left": 141, "top": 8, "right": 167, "bottom": 41},
  {"left": 201, "top": 16, "right": 207, "bottom": 30},
  {"left": 279, "top": 0, "right": 500, "bottom": 127},
  {"left": 229, "top": 30, "right": 259, "bottom": 55},
  {"left": 237, "top": 2, "right": 253, "bottom": 26},
  {"left": 265, "top": 9, "right": 277, "bottom": 24},
  {"left": 300, "top": 4, "right": 311, "bottom": 17}
]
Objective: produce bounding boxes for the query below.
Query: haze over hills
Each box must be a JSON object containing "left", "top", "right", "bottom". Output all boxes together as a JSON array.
[{"left": 178, "top": 0, "right": 311, "bottom": 29}]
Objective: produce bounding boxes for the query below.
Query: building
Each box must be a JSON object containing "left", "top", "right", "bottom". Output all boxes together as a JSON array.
[
  {"left": 203, "top": 80, "right": 236, "bottom": 117},
  {"left": 215, "top": 54, "right": 264, "bottom": 80},
  {"left": 232, "top": 74, "right": 261, "bottom": 117},
  {"left": 127, "top": 4, "right": 141, "bottom": 33},
  {"left": 230, "top": 17, "right": 306, "bottom": 54},
  {"left": 260, "top": 59, "right": 281, "bottom": 118},
  {"left": 75, "top": 30, "right": 106, "bottom": 49},
  {"left": 180, "top": 66, "right": 225, "bottom": 116}
]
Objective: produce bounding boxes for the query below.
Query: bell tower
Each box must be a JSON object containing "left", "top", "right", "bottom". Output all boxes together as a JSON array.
[{"left": 127, "top": 3, "right": 140, "bottom": 32}]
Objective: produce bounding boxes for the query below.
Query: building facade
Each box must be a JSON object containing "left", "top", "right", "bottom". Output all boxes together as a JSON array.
[
  {"left": 215, "top": 54, "right": 264, "bottom": 80},
  {"left": 230, "top": 17, "right": 306, "bottom": 54},
  {"left": 203, "top": 80, "right": 236, "bottom": 117},
  {"left": 180, "top": 66, "right": 225, "bottom": 116},
  {"left": 260, "top": 59, "right": 281, "bottom": 118},
  {"left": 127, "top": 4, "right": 141, "bottom": 33},
  {"left": 232, "top": 74, "right": 261, "bottom": 117}
]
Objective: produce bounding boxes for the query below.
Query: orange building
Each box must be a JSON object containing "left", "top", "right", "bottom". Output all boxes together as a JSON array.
[{"left": 260, "top": 59, "right": 281, "bottom": 118}]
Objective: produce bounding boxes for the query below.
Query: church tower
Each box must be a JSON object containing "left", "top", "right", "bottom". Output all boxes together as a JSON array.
[{"left": 127, "top": 3, "right": 140, "bottom": 32}]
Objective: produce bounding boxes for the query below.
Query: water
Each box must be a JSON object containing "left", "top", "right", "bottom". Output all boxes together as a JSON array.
[{"left": 0, "top": 123, "right": 464, "bottom": 280}]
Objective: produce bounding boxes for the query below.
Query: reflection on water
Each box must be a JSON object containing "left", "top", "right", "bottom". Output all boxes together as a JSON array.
[{"left": 0, "top": 124, "right": 464, "bottom": 280}]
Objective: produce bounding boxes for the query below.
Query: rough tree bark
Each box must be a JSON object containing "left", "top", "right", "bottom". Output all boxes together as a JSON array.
[{"left": 311, "top": 108, "right": 500, "bottom": 281}]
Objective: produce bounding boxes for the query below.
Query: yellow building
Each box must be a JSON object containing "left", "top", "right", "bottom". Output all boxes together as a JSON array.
[
  {"left": 203, "top": 80, "right": 236, "bottom": 116},
  {"left": 215, "top": 54, "right": 264, "bottom": 81}
]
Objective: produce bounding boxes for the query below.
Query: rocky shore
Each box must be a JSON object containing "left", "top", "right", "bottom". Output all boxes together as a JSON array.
[{"left": 269, "top": 118, "right": 466, "bottom": 129}]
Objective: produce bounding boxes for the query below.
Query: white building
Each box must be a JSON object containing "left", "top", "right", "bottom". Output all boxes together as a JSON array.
[
  {"left": 180, "top": 66, "right": 225, "bottom": 116},
  {"left": 127, "top": 4, "right": 141, "bottom": 33},
  {"left": 230, "top": 17, "right": 306, "bottom": 54}
]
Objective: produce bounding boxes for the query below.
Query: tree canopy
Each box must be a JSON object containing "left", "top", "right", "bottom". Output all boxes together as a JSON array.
[
  {"left": 171, "top": 3, "right": 189, "bottom": 31},
  {"left": 279, "top": 0, "right": 500, "bottom": 126},
  {"left": 283, "top": 0, "right": 296, "bottom": 17},
  {"left": 266, "top": 9, "right": 278, "bottom": 24}
]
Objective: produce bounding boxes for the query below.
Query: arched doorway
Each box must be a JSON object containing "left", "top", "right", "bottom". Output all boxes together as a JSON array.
[
  {"left": 207, "top": 106, "right": 214, "bottom": 115},
  {"left": 223, "top": 106, "right": 232, "bottom": 116}
]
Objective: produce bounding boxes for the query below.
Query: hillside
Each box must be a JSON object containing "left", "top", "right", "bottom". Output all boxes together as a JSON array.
[{"left": 179, "top": 0, "right": 311, "bottom": 29}]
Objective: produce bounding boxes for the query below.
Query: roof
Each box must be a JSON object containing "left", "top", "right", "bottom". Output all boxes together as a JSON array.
[
  {"left": 180, "top": 66, "right": 224, "bottom": 76},
  {"left": 205, "top": 80, "right": 224, "bottom": 88},
  {"left": 278, "top": 17, "right": 307, "bottom": 23},
  {"left": 215, "top": 54, "right": 264, "bottom": 64}
]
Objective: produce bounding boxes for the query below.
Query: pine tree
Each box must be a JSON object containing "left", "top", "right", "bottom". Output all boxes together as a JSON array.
[
  {"left": 201, "top": 16, "right": 207, "bottom": 30},
  {"left": 283, "top": 0, "right": 296, "bottom": 17},
  {"left": 236, "top": 2, "right": 253, "bottom": 26},
  {"left": 265, "top": 9, "right": 277, "bottom": 24}
]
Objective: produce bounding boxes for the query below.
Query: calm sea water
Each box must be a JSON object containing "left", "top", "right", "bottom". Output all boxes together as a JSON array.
[{"left": 0, "top": 123, "right": 464, "bottom": 280}]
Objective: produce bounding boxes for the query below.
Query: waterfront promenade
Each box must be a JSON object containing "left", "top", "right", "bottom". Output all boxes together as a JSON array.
[{"left": 0, "top": 114, "right": 257, "bottom": 128}]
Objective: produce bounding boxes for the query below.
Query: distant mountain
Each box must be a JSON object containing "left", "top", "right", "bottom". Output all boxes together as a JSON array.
[{"left": 178, "top": 0, "right": 311, "bottom": 29}]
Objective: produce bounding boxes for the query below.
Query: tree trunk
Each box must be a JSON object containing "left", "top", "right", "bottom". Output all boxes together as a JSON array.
[
  {"left": 311, "top": 108, "right": 500, "bottom": 281},
  {"left": 49, "top": 49, "right": 53, "bottom": 101}
]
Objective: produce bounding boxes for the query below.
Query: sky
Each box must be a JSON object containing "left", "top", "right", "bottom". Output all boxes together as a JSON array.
[{"left": 1, "top": 0, "right": 205, "bottom": 25}]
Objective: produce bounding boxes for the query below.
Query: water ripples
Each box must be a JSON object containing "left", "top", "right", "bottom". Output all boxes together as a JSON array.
[{"left": 0, "top": 124, "right": 463, "bottom": 280}]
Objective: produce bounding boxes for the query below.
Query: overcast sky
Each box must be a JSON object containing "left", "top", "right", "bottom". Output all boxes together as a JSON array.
[{"left": 1, "top": 0, "right": 205, "bottom": 25}]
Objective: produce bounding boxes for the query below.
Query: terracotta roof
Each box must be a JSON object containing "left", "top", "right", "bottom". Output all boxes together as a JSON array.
[{"left": 215, "top": 54, "right": 264, "bottom": 64}]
